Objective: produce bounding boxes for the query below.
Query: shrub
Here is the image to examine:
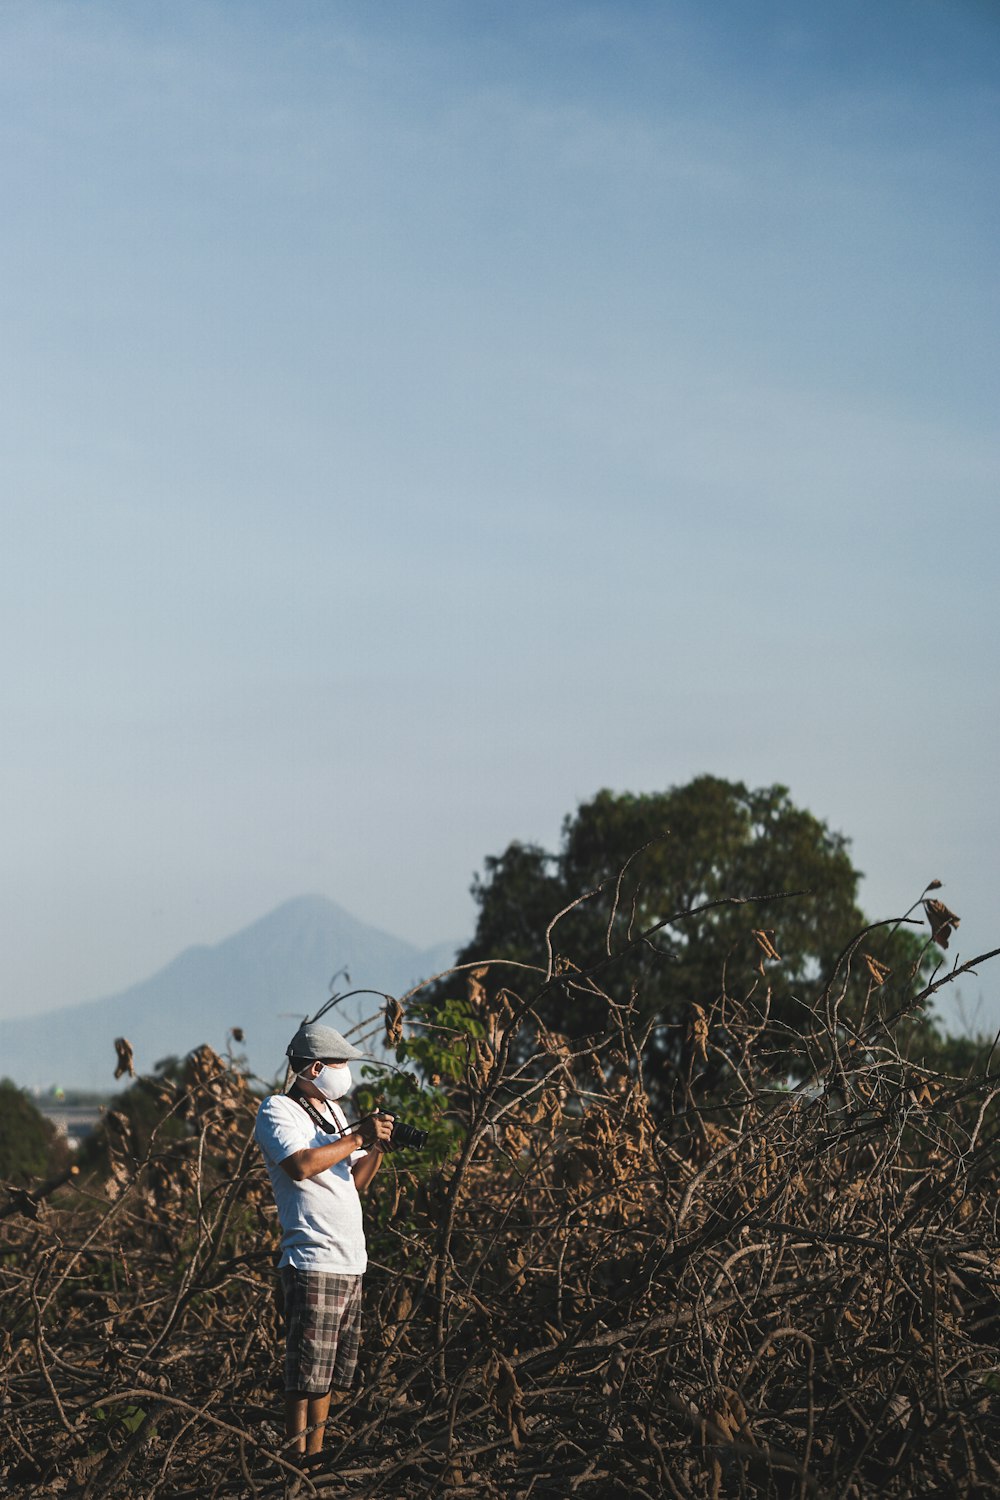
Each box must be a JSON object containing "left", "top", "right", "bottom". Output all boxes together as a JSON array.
[{"left": 0, "top": 1079, "right": 66, "bottom": 1184}]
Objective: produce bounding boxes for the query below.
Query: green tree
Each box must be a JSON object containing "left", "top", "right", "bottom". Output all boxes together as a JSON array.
[
  {"left": 0, "top": 1079, "right": 66, "bottom": 1184},
  {"left": 354, "top": 992, "right": 483, "bottom": 1197},
  {"left": 432, "top": 777, "right": 936, "bottom": 1088}
]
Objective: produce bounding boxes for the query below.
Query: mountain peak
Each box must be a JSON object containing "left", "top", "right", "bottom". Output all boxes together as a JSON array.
[{"left": 0, "top": 898, "right": 458, "bottom": 1092}]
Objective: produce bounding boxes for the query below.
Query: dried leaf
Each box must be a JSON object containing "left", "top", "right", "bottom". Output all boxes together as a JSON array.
[
  {"left": 751, "top": 929, "right": 781, "bottom": 962},
  {"left": 104, "top": 1159, "right": 132, "bottom": 1202},
  {"left": 384, "top": 996, "right": 405, "bottom": 1048},
  {"left": 923, "top": 898, "right": 960, "bottom": 949},
  {"left": 909, "top": 1080, "right": 935, "bottom": 1108},
  {"left": 113, "top": 1036, "right": 135, "bottom": 1079},
  {"left": 863, "top": 953, "right": 892, "bottom": 986},
  {"left": 104, "top": 1109, "right": 131, "bottom": 1139},
  {"left": 468, "top": 965, "right": 489, "bottom": 1010},
  {"left": 691, "top": 1003, "right": 709, "bottom": 1062},
  {"left": 493, "top": 1353, "right": 527, "bottom": 1449}
]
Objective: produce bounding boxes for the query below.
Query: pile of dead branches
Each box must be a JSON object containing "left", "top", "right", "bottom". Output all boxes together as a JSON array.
[{"left": 3, "top": 906, "right": 1000, "bottom": 1498}]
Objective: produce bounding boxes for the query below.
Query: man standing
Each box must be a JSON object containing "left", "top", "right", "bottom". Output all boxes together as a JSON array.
[{"left": 255, "top": 1021, "right": 394, "bottom": 1469}]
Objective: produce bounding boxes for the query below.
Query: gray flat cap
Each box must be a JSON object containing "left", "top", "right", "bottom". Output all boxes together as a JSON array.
[{"left": 286, "top": 1021, "right": 365, "bottom": 1062}]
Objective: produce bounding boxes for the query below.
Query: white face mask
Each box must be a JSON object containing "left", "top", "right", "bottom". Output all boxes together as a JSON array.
[{"left": 304, "top": 1061, "right": 353, "bottom": 1101}]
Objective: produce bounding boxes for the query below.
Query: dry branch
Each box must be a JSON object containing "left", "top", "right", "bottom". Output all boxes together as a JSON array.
[{"left": 3, "top": 902, "right": 1000, "bottom": 1498}]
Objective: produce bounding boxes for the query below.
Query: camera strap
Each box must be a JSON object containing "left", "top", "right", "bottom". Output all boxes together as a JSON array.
[{"left": 288, "top": 1086, "right": 351, "bottom": 1139}]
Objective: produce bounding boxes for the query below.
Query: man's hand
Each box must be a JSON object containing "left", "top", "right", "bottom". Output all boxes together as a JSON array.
[
  {"left": 354, "top": 1111, "right": 395, "bottom": 1152},
  {"left": 280, "top": 1112, "right": 395, "bottom": 1184},
  {"left": 351, "top": 1112, "right": 393, "bottom": 1191}
]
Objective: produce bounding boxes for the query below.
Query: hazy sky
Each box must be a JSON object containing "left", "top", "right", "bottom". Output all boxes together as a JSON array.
[{"left": 2, "top": 1, "right": 998, "bottom": 1033}]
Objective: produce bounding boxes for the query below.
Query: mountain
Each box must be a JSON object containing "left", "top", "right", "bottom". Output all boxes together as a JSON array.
[{"left": 0, "top": 896, "right": 459, "bottom": 1093}]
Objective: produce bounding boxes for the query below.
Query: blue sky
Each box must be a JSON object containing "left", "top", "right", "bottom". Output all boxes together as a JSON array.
[{"left": 2, "top": 1, "right": 998, "bottom": 1032}]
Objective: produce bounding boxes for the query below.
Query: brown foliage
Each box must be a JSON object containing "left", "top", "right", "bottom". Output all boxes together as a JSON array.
[
  {"left": 923, "top": 899, "right": 961, "bottom": 950},
  {"left": 3, "top": 915, "right": 1000, "bottom": 1498}
]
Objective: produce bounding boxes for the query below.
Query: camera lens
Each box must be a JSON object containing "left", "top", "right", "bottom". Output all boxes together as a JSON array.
[{"left": 389, "top": 1120, "right": 428, "bottom": 1151}]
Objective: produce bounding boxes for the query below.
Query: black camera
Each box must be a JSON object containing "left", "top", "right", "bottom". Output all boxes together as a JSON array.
[{"left": 389, "top": 1119, "right": 428, "bottom": 1151}]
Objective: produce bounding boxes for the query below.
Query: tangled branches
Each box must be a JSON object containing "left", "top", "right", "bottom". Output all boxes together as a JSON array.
[{"left": 2, "top": 898, "right": 1000, "bottom": 1498}]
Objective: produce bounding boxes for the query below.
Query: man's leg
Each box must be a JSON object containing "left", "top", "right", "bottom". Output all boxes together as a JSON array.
[
  {"left": 284, "top": 1390, "right": 333, "bottom": 1456},
  {"left": 282, "top": 1271, "right": 361, "bottom": 1462}
]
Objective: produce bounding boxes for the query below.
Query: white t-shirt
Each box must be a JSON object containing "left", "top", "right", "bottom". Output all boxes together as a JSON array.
[{"left": 255, "top": 1092, "right": 368, "bottom": 1275}]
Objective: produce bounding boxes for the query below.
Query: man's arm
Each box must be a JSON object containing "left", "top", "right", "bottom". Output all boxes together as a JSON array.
[
  {"left": 351, "top": 1144, "right": 386, "bottom": 1192},
  {"left": 279, "top": 1112, "right": 394, "bottom": 1183}
]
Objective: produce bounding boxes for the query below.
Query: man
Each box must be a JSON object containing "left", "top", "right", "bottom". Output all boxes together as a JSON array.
[{"left": 255, "top": 1021, "right": 394, "bottom": 1468}]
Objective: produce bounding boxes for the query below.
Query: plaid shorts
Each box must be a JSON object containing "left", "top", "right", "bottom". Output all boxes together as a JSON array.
[{"left": 280, "top": 1267, "right": 363, "bottom": 1395}]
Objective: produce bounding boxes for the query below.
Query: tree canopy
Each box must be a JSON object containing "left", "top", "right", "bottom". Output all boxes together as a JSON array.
[{"left": 435, "top": 777, "right": 937, "bottom": 1085}]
